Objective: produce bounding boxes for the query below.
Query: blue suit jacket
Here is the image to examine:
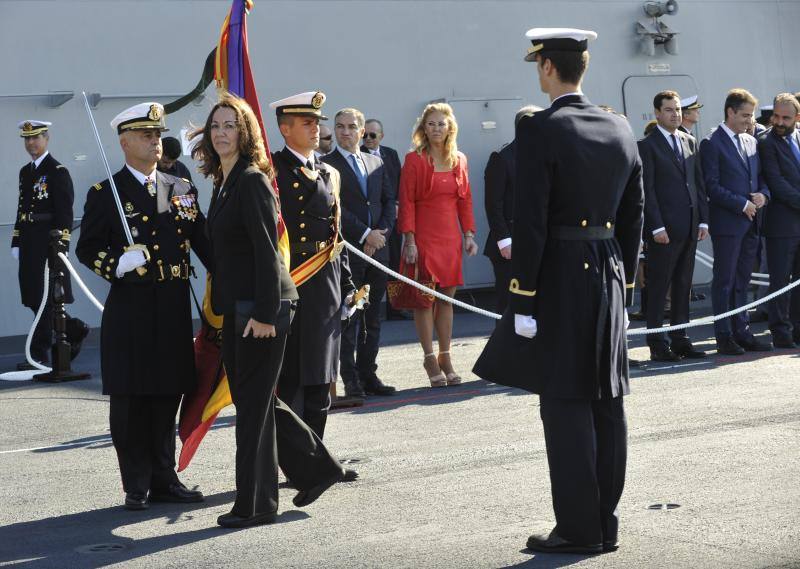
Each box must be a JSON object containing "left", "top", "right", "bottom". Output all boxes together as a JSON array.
[
  {"left": 759, "top": 129, "right": 800, "bottom": 237},
  {"left": 700, "top": 127, "right": 770, "bottom": 236}
]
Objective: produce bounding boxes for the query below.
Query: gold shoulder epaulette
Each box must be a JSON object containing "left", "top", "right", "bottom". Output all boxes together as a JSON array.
[{"left": 93, "top": 182, "right": 103, "bottom": 191}]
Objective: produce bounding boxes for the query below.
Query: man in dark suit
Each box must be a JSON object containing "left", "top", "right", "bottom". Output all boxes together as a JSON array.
[
  {"left": 483, "top": 105, "right": 541, "bottom": 314},
  {"left": 12, "top": 120, "right": 89, "bottom": 368},
  {"left": 474, "top": 28, "right": 643, "bottom": 555},
  {"left": 701, "top": 88, "right": 773, "bottom": 355},
  {"left": 270, "top": 92, "right": 357, "bottom": 440},
  {"left": 325, "top": 109, "right": 397, "bottom": 398},
  {"left": 638, "top": 90, "right": 708, "bottom": 361},
  {"left": 758, "top": 93, "right": 800, "bottom": 347},
  {"left": 157, "top": 136, "right": 193, "bottom": 182},
  {"left": 361, "top": 118, "right": 407, "bottom": 320},
  {"left": 76, "top": 102, "right": 210, "bottom": 510}
]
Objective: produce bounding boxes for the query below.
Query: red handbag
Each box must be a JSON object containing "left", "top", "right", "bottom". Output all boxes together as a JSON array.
[{"left": 387, "top": 261, "right": 436, "bottom": 310}]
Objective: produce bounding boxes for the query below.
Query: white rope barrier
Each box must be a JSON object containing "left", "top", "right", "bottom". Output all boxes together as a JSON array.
[
  {"left": 343, "top": 240, "right": 800, "bottom": 337},
  {"left": 58, "top": 253, "right": 105, "bottom": 313},
  {"left": 0, "top": 262, "right": 53, "bottom": 381}
]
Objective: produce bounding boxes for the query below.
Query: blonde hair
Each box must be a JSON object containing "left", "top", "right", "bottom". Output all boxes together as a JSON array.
[{"left": 411, "top": 102, "right": 459, "bottom": 169}]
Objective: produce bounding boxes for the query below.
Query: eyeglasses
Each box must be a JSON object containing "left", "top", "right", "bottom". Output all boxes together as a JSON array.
[
  {"left": 320, "top": 135, "right": 333, "bottom": 141},
  {"left": 363, "top": 132, "right": 380, "bottom": 140}
]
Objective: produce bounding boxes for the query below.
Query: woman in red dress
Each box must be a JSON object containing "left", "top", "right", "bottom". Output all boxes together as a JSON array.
[{"left": 397, "top": 103, "right": 478, "bottom": 387}]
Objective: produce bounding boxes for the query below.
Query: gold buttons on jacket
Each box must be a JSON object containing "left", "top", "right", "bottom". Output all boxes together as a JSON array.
[
  {"left": 153, "top": 244, "right": 160, "bottom": 251},
  {"left": 606, "top": 221, "right": 612, "bottom": 229},
  {"left": 298, "top": 196, "right": 304, "bottom": 201},
  {"left": 300, "top": 210, "right": 305, "bottom": 215},
  {"left": 177, "top": 228, "right": 182, "bottom": 234},
  {"left": 293, "top": 182, "right": 299, "bottom": 189},
  {"left": 584, "top": 262, "right": 589, "bottom": 270},
  {"left": 300, "top": 236, "right": 307, "bottom": 242},
  {"left": 580, "top": 219, "right": 588, "bottom": 227},
  {"left": 300, "top": 223, "right": 306, "bottom": 229},
  {"left": 142, "top": 216, "right": 149, "bottom": 222}
]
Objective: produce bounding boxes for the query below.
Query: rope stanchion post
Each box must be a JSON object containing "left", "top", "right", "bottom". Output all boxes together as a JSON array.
[{"left": 34, "top": 230, "right": 91, "bottom": 383}]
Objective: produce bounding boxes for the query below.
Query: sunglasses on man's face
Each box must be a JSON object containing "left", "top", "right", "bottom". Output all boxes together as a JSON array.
[
  {"left": 363, "top": 132, "right": 380, "bottom": 140},
  {"left": 320, "top": 135, "right": 333, "bottom": 141}
]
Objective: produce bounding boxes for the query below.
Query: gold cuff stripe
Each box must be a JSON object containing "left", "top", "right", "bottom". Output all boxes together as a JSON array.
[
  {"left": 626, "top": 283, "right": 635, "bottom": 289},
  {"left": 509, "top": 278, "right": 536, "bottom": 297}
]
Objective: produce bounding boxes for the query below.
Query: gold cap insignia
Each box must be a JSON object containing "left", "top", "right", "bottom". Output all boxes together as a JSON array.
[
  {"left": 148, "top": 104, "right": 163, "bottom": 121},
  {"left": 22, "top": 122, "right": 33, "bottom": 132},
  {"left": 311, "top": 92, "right": 325, "bottom": 109}
]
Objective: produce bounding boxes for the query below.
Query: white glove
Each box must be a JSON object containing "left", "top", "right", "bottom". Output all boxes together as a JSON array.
[
  {"left": 341, "top": 293, "right": 357, "bottom": 320},
  {"left": 514, "top": 314, "right": 537, "bottom": 338},
  {"left": 624, "top": 309, "right": 630, "bottom": 330},
  {"left": 115, "top": 250, "right": 147, "bottom": 278},
  {"left": 11, "top": 247, "right": 19, "bottom": 260}
]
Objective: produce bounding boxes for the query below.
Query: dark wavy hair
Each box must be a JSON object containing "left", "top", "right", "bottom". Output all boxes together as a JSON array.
[{"left": 190, "top": 91, "right": 274, "bottom": 187}]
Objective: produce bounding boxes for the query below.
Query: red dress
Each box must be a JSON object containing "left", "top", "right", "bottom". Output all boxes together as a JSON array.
[{"left": 398, "top": 151, "right": 476, "bottom": 288}]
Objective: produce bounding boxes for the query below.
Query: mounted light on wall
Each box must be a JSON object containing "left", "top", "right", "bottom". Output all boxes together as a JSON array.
[{"left": 636, "top": 0, "right": 679, "bottom": 56}]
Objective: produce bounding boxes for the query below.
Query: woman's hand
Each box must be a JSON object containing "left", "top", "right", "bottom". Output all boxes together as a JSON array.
[
  {"left": 403, "top": 242, "right": 418, "bottom": 264},
  {"left": 464, "top": 236, "right": 478, "bottom": 257},
  {"left": 243, "top": 318, "right": 276, "bottom": 338}
]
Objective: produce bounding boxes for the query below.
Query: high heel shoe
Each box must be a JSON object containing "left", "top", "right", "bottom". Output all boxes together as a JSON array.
[
  {"left": 437, "top": 351, "right": 462, "bottom": 386},
  {"left": 424, "top": 353, "right": 447, "bottom": 388}
]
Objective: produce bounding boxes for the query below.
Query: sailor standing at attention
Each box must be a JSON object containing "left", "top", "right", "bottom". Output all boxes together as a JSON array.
[{"left": 473, "top": 28, "right": 644, "bottom": 554}]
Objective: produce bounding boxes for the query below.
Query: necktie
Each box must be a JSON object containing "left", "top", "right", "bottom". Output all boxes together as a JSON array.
[
  {"left": 788, "top": 134, "right": 800, "bottom": 165},
  {"left": 734, "top": 134, "right": 750, "bottom": 171},
  {"left": 144, "top": 178, "right": 156, "bottom": 197},
  {"left": 670, "top": 134, "right": 684, "bottom": 165},
  {"left": 306, "top": 160, "right": 315, "bottom": 171},
  {"left": 349, "top": 154, "right": 368, "bottom": 197},
  {"left": 349, "top": 153, "right": 371, "bottom": 226}
]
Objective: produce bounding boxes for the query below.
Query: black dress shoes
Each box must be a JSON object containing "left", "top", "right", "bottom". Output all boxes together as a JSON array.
[
  {"left": 671, "top": 343, "right": 707, "bottom": 359},
  {"left": 649, "top": 345, "right": 681, "bottom": 362},
  {"left": 716, "top": 337, "right": 745, "bottom": 355},
  {"left": 362, "top": 376, "right": 396, "bottom": 396},
  {"left": 124, "top": 492, "right": 149, "bottom": 510},
  {"left": 772, "top": 336, "right": 797, "bottom": 349},
  {"left": 737, "top": 336, "right": 773, "bottom": 352},
  {"left": 217, "top": 511, "right": 276, "bottom": 528},
  {"left": 343, "top": 380, "right": 366, "bottom": 399},
  {"left": 341, "top": 469, "right": 358, "bottom": 482},
  {"left": 603, "top": 540, "right": 620, "bottom": 552},
  {"left": 149, "top": 482, "right": 204, "bottom": 503},
  {"left": 293, "top": 469, "right": 345, "bottom": 507},
  {"left": 526, "top": 530, "right": 602, "bottom": 555}
]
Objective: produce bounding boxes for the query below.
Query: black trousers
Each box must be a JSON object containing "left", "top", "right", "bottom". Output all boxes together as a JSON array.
[
  {"left": 341, "top": 255, "right": 388, "bottom": 385},
  {"left": 490, "top": 257, "right": 512, "bottom": 315},
  {"left": 539, "top": 396, "right": 627, "bottom": 546},
  {"left": 278, "top": 377, "right": 331, "bottom": 441},
  {"left": 766, "top": 236, "right": 800, "bottom": 339},
  {"left": 645, "top": 236, "right": 697, "bottom": 347},
  {"left": 222, "top": 317, "right": 341, "bottom": 518},
  {"left": 109, "top": 394, "right": 181, "bottom": 495}
]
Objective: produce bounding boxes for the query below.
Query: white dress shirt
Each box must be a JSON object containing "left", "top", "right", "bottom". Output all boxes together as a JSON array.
[
  {"left": 32, "top": 151, "right": 50, "bottom": 169},
  {"left": 718, "top": 123, "right": 757, "bottom": 213}
]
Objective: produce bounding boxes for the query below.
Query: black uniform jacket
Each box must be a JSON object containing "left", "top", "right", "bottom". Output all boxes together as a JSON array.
[
  {"left": 206, "top": 158, "right": 298, "bottom": 322},
  {"left": 13, "top": 153, "right": 74, "bottom": 307},
  {"left": 474, "top": 95, "right": 644, "bottom": 400},
  {"left": 322, "top": 149, "right": 396, "bottom": 263},
  {"left": 638, "top": 128, "right": 708, "bottom": 240},
  {"left": 483, "top": 142, "right": 515, "bottom": 261},
  {"left": 76, "top": 167, "right": 210, "bottom": 395},
  {"left": 758, "top": 129, "right": 800, "bottom": 238},
  {"left": 273, "top": 148, "right": 355, "bottom": 385}
]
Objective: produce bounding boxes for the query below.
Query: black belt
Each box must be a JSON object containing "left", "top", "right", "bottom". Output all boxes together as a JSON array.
[
  {"left": 549, "top": 225, "right": 614, "bottom": 240},
  {"left": 18, "top": 212, "right": 53, "bottom": 223},
  {"left": 290, "top": 240, "right": 331, "bottom": 256}
]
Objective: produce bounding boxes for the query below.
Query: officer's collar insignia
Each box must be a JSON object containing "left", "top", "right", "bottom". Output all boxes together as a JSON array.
[
  {"left": 148, "top": 104, "right": 163, "bottom": 121},
  {"left": 300, "top": 166, "right": 318, "bottom": 181}
]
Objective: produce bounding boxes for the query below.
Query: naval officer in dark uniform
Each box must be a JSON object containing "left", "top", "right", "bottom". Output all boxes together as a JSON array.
[
  {"left": 270, "top": 91, "right": 356, "bottom": 440},
  {"left": 11, "top": 120, "right": 88, "bottom": 367},
  {"left": 76, "top": 102, "right": 210, "bottom": 510},
  {"left": 474, "top": 28, "right": 644, "bottom": 554}
]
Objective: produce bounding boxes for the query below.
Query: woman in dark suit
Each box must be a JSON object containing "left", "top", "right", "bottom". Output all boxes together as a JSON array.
[{"left": 193, "top": 93, "right": 349, "bottom": 529}]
